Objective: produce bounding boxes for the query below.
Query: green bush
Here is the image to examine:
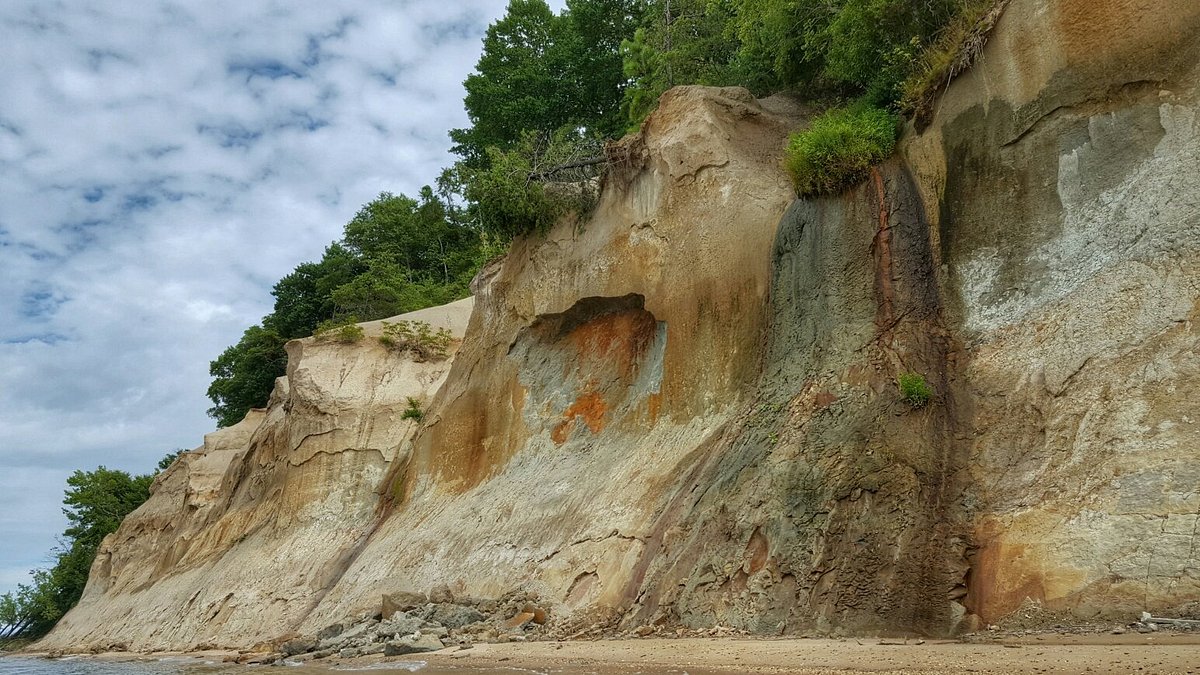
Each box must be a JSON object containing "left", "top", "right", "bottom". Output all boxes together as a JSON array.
[
  {"left": 402, "top": 396, "right": 424, "bottom": 422},
  {"left": 379, "top": 320, "right": 453, "bottom": 362},
  {"left": 785, "top": 104, "right": 899, "bottom": 197},
  {"left": 898, "top": 372, "right": 933, "bottom": 407},
  {"left": 313, "top": 317, "right": 365, "bottom": 344}
]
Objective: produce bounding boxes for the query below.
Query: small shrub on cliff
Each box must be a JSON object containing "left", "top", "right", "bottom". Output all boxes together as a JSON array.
[
  {"left": 313, "top": 317, "right": 365, "bottom": 344},
  {"left": 402, "top": 396, "right": 424, "bottom": 422},
  {"left": 898, "top": 372, "right": 933, "bottom": 407},
  {"left": 900, "top": 0, "right": 1008, "bottom": 122},
  {"left": 785, "top": 104, "right": 899, "bottom": 197},
  {"left": 379, "top": 320, "right": 452, "bottom": 362}
]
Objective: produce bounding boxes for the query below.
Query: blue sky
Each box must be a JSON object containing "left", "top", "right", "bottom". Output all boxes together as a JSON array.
[{"left": 0, "top": 0, "right": 563, "bottom": 598}]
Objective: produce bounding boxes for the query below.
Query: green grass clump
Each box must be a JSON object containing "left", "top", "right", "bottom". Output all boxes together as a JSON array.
[
  {"left": 313, "top": 317, "right": 365, "bottom": 344},
  {"left": 785, "top": 104, "right": 899, "bottom": 197},
  {"left": 898, "top": 372, "right": 933, "bottom": 407},
  {"left": 379, "top": 320, "right": 453, "bottom": 362},
  {"left": 401, "top": 396, "right": 424, "bottom": 421}
]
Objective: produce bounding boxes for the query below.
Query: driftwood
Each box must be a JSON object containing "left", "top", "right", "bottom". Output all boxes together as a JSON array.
[
  {"left": 529, "top": 156, "right": 607, "bottom": 181},
  {"left": 1141, "top": 612, "right": 1200, "bottom": 627}
]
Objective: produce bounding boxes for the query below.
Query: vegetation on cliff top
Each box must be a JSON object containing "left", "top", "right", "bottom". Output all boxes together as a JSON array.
[
  {"left": 205, "top": 0, "right": 1002, "bottom": 427},
  {"left": 0, "top": 454, "right": 178, "bottom": 643},
  {"left": 205, "top": 188, "right": 495, "bottom": 428}
]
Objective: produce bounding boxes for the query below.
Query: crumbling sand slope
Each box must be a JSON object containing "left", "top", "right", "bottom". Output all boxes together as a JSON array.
[{"left": 38, "top": 299, "right": 472, "bottom": 651}]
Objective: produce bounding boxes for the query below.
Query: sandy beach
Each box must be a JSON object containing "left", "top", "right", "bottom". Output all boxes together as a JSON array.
[
  {"left": 13, "top": 632, "right": 1200, "bottom": 674},
  {"left": 342, "top": 633, "right": 1200, "bottom": 674}
]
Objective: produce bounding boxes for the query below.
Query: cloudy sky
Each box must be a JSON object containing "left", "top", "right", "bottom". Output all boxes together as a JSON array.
[{"left": 0, "top": 0, "right": 565, "bottom": 598}]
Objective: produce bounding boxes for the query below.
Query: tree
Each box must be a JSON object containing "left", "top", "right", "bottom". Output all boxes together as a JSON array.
[
  {"left": 1, "top": 464, "right": 160, "bottom": 641},
  {"left": 559, "top": 0, "right": 641, "bottom": 137},
  {"left": 454, "top": 126, "right": 604, "bottom": 239},
  {"left": 264, "top": 243, "right": 364, "bottom": 340},
  {"left": 207, "top": 189, "right": 484, "bottom": 428},
  {"left": 451, "top": 0, "right": 639, "bottom": 162},
  {"left": 206, "top": 325, "right": 288, "bottom": 428},
  {"left": 620, "top": 0, "right": 740, "bottom": 124},
  {"left": 450, "top": 0, "right": 571, "bottom": 163},
  {"left": 342, "top": 189, "right": 480, "bottom": 287}
]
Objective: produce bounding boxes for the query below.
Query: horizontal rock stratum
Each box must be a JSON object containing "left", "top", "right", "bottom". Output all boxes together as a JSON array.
[{"left": 38, "top": 0, "right": 1200, "bottom": 651}]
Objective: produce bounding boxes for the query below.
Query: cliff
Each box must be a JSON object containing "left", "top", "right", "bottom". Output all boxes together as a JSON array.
[{"left": 37, "top": 0, "right": 1200, "bottom": 651}]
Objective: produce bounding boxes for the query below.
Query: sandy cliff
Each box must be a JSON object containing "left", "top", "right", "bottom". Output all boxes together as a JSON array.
[
  {"left": 39, "top": 300, "right": 473, "bottom": 650},
  {"left": 38, "top": 0, "right": 1200, "bottom": 651}
]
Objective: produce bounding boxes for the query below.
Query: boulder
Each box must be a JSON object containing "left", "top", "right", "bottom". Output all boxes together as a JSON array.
[
  {"left": 425, "top": 603, "right": 485, "bottom": 629},
  {"left": 429, "top": 584, "right": 455, "bottom": 604},
  {"left": 280, "top": 637, "right": 317, "bottom": 656},
  {"left": 316, "top": 622, "right": 343, "bottom": 640},
  {"left": 504, "top": 612, "right": 536, "bottom": 629},
  {"left": 382, "top": 591, "right": 428, "bottom": 619},
  {"left": 522, "top": 603, "right": 548, "bottom": 625},
  {"left": 377, "top": 612, "right": 424, "bottom": 638},
  {"left": 383, "top": 633, "right": 444, "bottom": 656}
]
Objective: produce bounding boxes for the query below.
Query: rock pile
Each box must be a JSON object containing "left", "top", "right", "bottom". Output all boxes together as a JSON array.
[{"left": 270, "top": 588, "right": 550, "bottom": 665}]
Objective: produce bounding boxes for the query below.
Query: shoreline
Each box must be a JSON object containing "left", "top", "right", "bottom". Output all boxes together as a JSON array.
[{"left": 11, "top": 632, "right": 1200, "bottom": 674}]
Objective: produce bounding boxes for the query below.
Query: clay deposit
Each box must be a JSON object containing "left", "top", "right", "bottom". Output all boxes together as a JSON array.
[{"left": 35, "top": 0, "right": 1200, "bottom": 654}]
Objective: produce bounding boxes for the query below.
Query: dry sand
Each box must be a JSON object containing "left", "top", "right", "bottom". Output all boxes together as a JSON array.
[
  {"left": 22, "top": 633, "right": 1200, "bottom": 674},
  {"left": 405, "top": 634, "right": 1200, "bottom": 674}
]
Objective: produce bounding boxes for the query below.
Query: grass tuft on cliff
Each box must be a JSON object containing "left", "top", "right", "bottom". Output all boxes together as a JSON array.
[
  {"left": 899, "top": 0, "right": 1011, "bottom": 124},
  {"left": 313, "top": 317, "right": 365, "bottom": 344},
  {"left": 898, "top": 372, "right": 934, "bottom": 407},
  {"left": 785, "top": 104, "right": 899, "bottom": 197}
]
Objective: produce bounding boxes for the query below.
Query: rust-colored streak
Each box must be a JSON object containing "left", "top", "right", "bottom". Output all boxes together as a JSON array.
[
  {"left": 569, "top": 308, "right": 657, "bottom": 380},
  {"left": 646, "top": 392, "right": 662, "bottom": 424},
  {"left": 551, "top": 390, "right": 609, "bottom": 445},
  {"left": 813, "top": 391, "right": 838, "bottom": 410},
  {"left": 870, "top": 167, "right": 896, "bottom": 336},
  {"left": 746, "top": 528, "right": 770, "bottom": 575},
  {"left": 966, "top": 533, "right": 1046, "bottom": 623}
]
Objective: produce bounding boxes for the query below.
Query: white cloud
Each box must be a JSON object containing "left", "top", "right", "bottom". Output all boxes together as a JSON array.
[{"left": 0, "top": 0, "right": 571, "bottom": 596}]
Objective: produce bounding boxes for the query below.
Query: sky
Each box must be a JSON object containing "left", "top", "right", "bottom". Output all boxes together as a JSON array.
[{"left": 0, "top": 0, "right": 565, "bottom": 599}]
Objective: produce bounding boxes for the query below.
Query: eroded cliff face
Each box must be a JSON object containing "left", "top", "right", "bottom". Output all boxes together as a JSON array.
[
  {"left": 297, "top": 86, "right": 807, "bottom": 635},
  {"left": 38, "top": 0, "right": 1200, "bottom": 650},
  {"left": 39, "top": 300, "right": 473, "bottom": 651},
  {"left": 910, "top": 0, "right": 1200, "bottom": 623}
]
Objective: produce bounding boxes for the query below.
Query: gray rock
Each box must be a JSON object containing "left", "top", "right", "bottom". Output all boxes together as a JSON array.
[
  {"left": 378, "top": 612, "right": 425, "bottom": 637},
  {"left": 383, "top": 633, "right": 445, "bottom": 656},
  {"left": 335, "top": 619, "right": 378, "bottom": 643},
  {"left": 339, "top": 647, "right": 360, "bottom": 658},
  {"left": 317, "top": 622, "right": 344, "bottom": 640},
  {"left": 280, "top": 637, "right": 317, "bottom": 656},
  {"left": 427, "top": 603, "right": 485, "bottom": 629},
  {"left": 360, "top": 642, "right": 386, "bottom": 655}
]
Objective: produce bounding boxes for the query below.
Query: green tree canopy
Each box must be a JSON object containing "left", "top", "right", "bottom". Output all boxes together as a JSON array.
[
  {"left": 206, "top": 325, "right": 288, "bottom": 428},
  {"left": 450, "top": 0, "right": 571, "bottom": 163},
  {"left": 207, "top": 189, "right": 484, "bottom": 428},
  {"left": 264, "top": 243, "right": 364, "bottom": 340},
  {"left": 1, "top": 460, "right": 169, "bottom": 641}
]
